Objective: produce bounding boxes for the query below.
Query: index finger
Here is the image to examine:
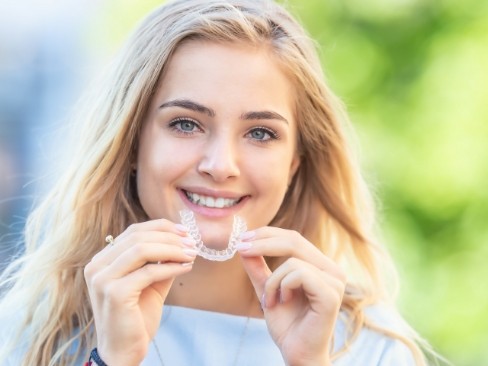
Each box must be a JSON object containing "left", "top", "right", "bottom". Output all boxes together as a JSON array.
[
  {"left": 91, "top": 218, "right": 191, "bottom": 265},
  {"left": 118, "top": 218, "right": 189, "bottom": 240},
  {"left": 237, "top": 226, "right": 335, "bottom": 273}
]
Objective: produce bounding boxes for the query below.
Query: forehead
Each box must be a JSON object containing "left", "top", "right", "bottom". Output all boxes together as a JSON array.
[{"left": 153, "top": 40, "right": 296, "bottom": 120}]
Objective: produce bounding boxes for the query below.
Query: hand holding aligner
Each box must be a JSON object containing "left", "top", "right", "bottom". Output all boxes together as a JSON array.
[{"left": 179, "top": 209, "right": 247, "bottom": 261}]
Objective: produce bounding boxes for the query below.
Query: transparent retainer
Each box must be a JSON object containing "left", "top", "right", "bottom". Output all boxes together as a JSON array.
[{"left": 179, "top": 209, "right": 247, "bottom": 261}]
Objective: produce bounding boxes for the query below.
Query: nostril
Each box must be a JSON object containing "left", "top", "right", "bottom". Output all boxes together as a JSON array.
[{"left": 197, "top": 151, "right": 240, "bottom": 180}]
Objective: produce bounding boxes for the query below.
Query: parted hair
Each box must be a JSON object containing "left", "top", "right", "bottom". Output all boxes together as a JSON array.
[{"left": 0, "top": 1, "right": 429, "bottom": 365}]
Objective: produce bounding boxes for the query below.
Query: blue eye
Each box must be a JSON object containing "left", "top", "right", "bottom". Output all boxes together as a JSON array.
[
  {"left": 251, "top": 129, "right": 266, "bottom": 139},
  {"left": 248, "top": 127, "right": 278, "bottom": 142},
  {"left": 179, "top": 120, "right": 196, "bottom": 131},
  {"left": 168, "top": 117, "right": 201, "bottom": 135}
]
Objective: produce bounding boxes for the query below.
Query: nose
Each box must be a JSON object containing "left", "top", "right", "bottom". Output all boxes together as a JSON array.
[{"left": 197, "top": 135, "right": 240, "bottom": 181}]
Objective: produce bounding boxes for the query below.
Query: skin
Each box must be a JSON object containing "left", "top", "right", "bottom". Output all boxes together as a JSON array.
[{"left": 84, "top": 41, "right": 346, "bottom": 366}]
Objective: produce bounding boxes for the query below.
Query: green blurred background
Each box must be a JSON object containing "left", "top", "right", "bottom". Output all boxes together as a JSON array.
[{"left": 89, "top": 1, "right": 487, "bottom": 365}]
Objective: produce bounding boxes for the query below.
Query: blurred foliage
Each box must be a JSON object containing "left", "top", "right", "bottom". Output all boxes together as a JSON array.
[
  {"left": 292, "top": 2, "right": 488, "bottom": 365},
  {"left": 89, "top": 1, "right": 488, "bottom": 364}
]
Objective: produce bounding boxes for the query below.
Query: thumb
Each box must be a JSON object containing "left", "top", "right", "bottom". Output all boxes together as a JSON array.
[{"left": 239, "top": 254, "right": 271, "bottom": 298}]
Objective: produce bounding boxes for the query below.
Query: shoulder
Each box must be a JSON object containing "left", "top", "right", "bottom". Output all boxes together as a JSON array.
[{"left": 333, "top": 304, "right": 417, "bottom": 366}]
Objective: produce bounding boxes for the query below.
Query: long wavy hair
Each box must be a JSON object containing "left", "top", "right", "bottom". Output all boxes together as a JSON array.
[{"left": 0, "top": 0, "right": 432, "bottom": 365}]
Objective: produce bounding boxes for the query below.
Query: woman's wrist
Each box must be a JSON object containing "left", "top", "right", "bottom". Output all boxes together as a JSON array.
[
  {"left": 288, "top": 361, "right": 331, "bottom": 366},
  {"left": 85, "top": 348, "right": 108, "bottom": 366},
  {"left": 286, "top": 352, "right": 332, "bottom": 366},
  {"left": 88, "top": 346, "right": 143, "bottom": 366}
]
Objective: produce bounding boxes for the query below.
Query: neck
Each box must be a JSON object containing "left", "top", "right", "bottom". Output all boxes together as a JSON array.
[{"left": 166, "top": 255, "right": 262, "bottom": 318}]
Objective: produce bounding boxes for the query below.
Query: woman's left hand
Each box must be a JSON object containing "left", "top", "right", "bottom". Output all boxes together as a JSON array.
[{"left": 238, "top": 227, "right": 346, "bottom": 366}]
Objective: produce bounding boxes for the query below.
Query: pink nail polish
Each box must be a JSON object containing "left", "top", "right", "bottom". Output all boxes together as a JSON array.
[
  {"left": 239, "top": 231, "right": 255, "bottom": 241},
  {"left": 260, "top": 293, "right": 266, "bottom": 309},
  {"left": 183, "top": 248, "right": 198, "bottom": 257},
  {"left": 235, "top": 241, "right": 252, "bottom": 251},
  {"left": 181, "top": 237, "right": 196, "bottom": 247},
  {"left": 175, "top": 224, "right": 189, "bottom": 232}
]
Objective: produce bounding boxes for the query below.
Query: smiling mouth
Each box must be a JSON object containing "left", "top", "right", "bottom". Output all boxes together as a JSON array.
[{"left": 183, "top": 190, "right": 244, "bottom": 208}]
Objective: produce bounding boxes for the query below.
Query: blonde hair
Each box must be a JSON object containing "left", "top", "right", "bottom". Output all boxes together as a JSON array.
[{"left": 0, "top": 0, "right": 434, "bottom": 365}]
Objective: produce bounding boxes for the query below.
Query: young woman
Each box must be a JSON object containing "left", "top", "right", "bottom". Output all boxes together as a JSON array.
[{"left": 0, "top": 0, "right": 436, "bottom": 365}]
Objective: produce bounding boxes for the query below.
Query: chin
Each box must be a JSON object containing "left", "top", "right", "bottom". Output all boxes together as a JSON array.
[{"left": 199, "top": 230, "right": 233, "bottom": 250}]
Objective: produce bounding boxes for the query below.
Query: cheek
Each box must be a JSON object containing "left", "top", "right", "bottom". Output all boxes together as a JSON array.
[
  {"left": 246, "top": 166, "right": 292, "bottom": 227},
  {"left": 137, "top": 148, "right": 192, "bottom": 187},
  {"left": 136, "top": 137, "right": 189, "bottom": 198},
  {"left": 256, "top": 145, "right": 296, "bottom": 183},
  {"left": 246, "top": 156, "right": 293, "bottom": 200},
  {"left": 138, "top": 131, "right": 197, "bottom": 174}
]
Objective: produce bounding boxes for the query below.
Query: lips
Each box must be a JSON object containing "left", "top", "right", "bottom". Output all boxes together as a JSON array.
[{"left": 183, "top": 190, "right": 244, "bottom": 208}]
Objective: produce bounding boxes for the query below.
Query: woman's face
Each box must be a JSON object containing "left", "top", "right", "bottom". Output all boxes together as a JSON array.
[{"left": 136, "top": 41, "right": 300, "bottom": 248}]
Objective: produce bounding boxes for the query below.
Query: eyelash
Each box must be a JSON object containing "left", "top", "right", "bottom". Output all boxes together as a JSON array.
[
  {"left": 168, "top": 117, "right": 202, "bottom": 135},
  {"left": 167, "top": 118, "right": 280, "bottom": 143},
  {"left": 246, "top": 126, "right": 280, "bottom": 144}
]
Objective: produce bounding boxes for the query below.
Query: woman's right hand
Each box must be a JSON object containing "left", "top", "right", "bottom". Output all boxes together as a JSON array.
[{"left": 84, "top": 219, "right": 197, "bottom": 366}]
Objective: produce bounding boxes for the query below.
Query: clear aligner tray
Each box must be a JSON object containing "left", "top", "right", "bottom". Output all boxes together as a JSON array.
[{"left": 179, "top": 209, "right": 247, "bottom": 261}]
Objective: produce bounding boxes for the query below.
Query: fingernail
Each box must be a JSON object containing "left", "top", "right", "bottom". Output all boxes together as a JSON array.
[
  {"left": 175, "top": 224, "right": 189, "bottom": 233},
  {"left": 260, "top": 293, "right": 266, "bottom": 309},
  {"left": 181, "top": 237, "right": 196, "bottom": 247},
  {"left": 181, "top": 261, "right": 194, "bottom": 267},
  {"left": 235, "top": 241, "right": 252, "bottom": 251},
  {"left": 183, "top": 248, "right": 198, "bottom": 257},
  {"left": 239, "top": 231, "right": 255, "bottom": 241}
]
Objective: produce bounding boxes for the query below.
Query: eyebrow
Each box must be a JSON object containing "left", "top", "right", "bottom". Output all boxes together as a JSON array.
[
  {"left": 241, "top": 110, "right": 288, "bottom": 125},
  {"left": 159, "top": 98, "right": 289, "bottom": 125},
  {"left": 159, "top": 99, "right": 216, "bottom": 117}
]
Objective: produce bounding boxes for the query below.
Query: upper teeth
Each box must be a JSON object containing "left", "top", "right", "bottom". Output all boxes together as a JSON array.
[{"left": 185, "top": 191, "right": 240, "bottom": 208}]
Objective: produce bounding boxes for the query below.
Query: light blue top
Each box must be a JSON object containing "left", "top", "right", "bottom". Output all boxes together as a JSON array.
[
  {"left": 142, "top": 305, "right": 416, "bottom": 365},
  {"left": 1, "top": 305, "right": 416, "bottom": 365}
]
